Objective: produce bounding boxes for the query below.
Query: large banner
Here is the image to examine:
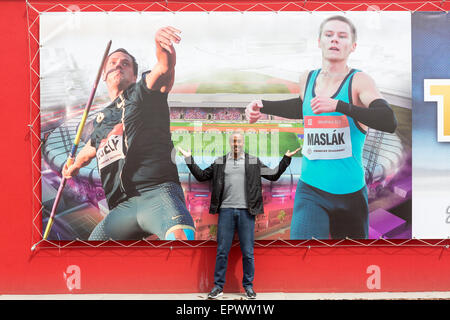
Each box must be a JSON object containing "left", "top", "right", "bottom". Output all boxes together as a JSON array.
[
  {"left": 40, "top": 11, "right": 412, "bottom": 241},
  {"left": 412, "top": 12, "right": 450, "bottom": 239}
]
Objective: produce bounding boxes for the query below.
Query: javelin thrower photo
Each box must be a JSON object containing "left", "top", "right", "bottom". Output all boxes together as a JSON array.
[
  {"left": 32, "top": 40, "right": 112, "bottom": 250},
  {"left": 53, "top": 26, "right": 195, "bottom": 242}
]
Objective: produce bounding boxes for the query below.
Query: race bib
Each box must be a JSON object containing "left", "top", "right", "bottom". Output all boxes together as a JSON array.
[
  {"left": 302, "top": 115, "right": 352, "bottom": 160},
  {"left": 97, "top": 125, "right": 125, "bottom": 170}
]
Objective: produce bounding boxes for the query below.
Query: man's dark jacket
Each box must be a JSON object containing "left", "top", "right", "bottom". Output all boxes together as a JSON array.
[{"left": 185, "top": 153, "right": 291, "bottom": 216}]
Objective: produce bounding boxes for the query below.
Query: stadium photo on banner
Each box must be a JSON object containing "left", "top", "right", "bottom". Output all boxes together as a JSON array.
[{"left": 39, "top": 11, "right": 411, "bottom": 241}]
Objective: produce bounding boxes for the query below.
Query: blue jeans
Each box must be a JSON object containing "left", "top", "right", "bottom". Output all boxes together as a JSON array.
[
  {"left": 88, "top": 182, "right": 195, "bottom": 240},
  {"left": 214, "top": 208, "right": 255, "bottom": 290}
]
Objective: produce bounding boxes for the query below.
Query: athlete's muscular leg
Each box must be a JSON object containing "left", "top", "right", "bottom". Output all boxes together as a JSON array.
[
  {"left": 290, "top": 180, "right": 331, "bottom": 240},
  {"left": 329, "top": 186, "right": 369, "bottom": 239},
  {"left": 88, "top": 198, "right": 148, "bottom": 240},
  {"left": 136, "top": 182, "right": 195, "bottom": 240},
  {"left": 165, "top": 228, "right": 195, "bottom": 240}
]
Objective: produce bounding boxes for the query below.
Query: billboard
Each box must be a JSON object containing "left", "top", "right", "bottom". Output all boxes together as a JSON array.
[
  {"left": 412, "top": 12, "right": 450, "bottom": 239},
  {"left": 40, "top": 11, "right": 412, "bottom": 241}
]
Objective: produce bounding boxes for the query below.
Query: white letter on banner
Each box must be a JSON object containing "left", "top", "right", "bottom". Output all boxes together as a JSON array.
[
  {"left": 366, "top": 265, "right": 381, "bottom": 290},
  {"left": 64, "top": 265, "right": 81, "bottom": 291}
]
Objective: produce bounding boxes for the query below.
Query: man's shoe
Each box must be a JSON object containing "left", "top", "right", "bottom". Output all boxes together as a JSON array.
[
  {"left": 207, "top": 287, "right": 223, "bottom": 299},
  {"left": 245, "top": 287, "right": 257, "bottom": 299}
]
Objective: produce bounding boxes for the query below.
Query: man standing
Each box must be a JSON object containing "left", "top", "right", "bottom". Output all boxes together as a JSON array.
[
  {"left": 63, "top": 26, "right": 195, "bottom": 241},
  {"left": 245, "top": 15, "right": 397, "bottom": 240},
  {"left": 178, "top": 132, "right": 299, "bottom": 299}
]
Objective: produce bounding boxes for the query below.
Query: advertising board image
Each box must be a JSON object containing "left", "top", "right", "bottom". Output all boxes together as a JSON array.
[{"left": 40, "top": 11, "right": 413, "bottom": 241}]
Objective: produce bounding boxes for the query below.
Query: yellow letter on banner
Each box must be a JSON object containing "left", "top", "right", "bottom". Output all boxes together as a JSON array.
[{"left": 424, "top": 79, "right": 450, "bottom": 142}]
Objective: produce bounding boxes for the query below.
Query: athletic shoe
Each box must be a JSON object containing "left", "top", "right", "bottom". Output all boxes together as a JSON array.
[
  {"left": 207, "top": 287, "right": 223, "bottom": 299},
  {"left": 245, "top": 287, "right": 257, "bottom": 299}
]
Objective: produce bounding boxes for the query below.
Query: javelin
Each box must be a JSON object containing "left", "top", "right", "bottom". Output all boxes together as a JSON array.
[{"left": 34, "top": 40, "right": 112, "bottom": 250}]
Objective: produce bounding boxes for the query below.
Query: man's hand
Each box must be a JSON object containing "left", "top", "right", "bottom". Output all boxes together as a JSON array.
[
  {"left": 310, "top": 96, "right": 338, "bottom": 114},
  {"left": 155, "top": 26, "right": 181, "bottom": 54},
  {"left": 147, "top": 26, "right": 181, "bottom": 93},
  {"left": 177, "top": 146, "right": 192, "bottom": 158},
  {"left": 62, "top": 160, "right": 80, "bottom": 179},
  {"left": 245, "top": 100, "right": 263, "bottom": 123},
  {"left": 61, "top": 141, "right": 96, "bottom": 179},
  {"left": 285, "top": 147, "right": 301, "bottom": 158}
]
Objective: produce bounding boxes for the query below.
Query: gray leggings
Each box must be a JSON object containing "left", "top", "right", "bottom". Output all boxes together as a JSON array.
[
  {"left": 89, "top": 182, "right": 195, "bottom": 240},
  {"left": 290, "top": 180, "right": 369, "bottom": 240}
]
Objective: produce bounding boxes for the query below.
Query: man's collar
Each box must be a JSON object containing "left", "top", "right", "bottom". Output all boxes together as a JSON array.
[{"left": 227, "top": 152, "right": 245, "bottom": 161}]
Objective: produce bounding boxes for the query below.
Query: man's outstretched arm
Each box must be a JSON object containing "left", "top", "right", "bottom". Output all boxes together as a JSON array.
[
  {"left": 260, "top": 148, "right": 300, "bottom": 181},
  {"left": 145, "top": 26, "right": 181, "bottom": 93},
  {"left": 178, "top": 147, "right": 214, "bottom": 182}
]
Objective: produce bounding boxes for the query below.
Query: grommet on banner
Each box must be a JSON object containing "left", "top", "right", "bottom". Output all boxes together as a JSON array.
[{"left": 31, "top": 239, "right": 42, "bottom": 251}]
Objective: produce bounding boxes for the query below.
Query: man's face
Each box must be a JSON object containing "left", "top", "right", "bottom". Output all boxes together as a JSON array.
[
  {"left": 230, "top": 134, "right": 244, "bottom": 155},
  {"left": 103, "top": 51, "right": 137, "bottom": 91},
  {"left": 318, "top": 20, "right": 356, "bottom": 62}
]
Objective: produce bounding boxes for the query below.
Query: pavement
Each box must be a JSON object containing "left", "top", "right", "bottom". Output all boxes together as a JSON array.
[{"left": 1, "top": 291, "right": 450, "bottom": 300}]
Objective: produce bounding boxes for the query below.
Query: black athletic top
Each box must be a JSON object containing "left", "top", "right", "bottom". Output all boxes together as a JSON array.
[{"left": 90, "top": 71, "right": 180, "bottom": 209}]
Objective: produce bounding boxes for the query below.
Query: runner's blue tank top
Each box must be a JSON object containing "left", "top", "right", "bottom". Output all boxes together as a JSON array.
[{"left": 300, "top": 69, "right": 366, "bottom": 194}]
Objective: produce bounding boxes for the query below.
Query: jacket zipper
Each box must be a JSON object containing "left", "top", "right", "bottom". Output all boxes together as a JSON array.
[
  {"left": 215, "top": 156, "right": 226, "bottom": 214},
  {"left": 244, "top": 154, "right": 250, "bottom": 214}
]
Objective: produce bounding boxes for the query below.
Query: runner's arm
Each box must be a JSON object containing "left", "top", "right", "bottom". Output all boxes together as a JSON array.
[
  {"left": 260, "top": 97, "right": 304, "bottom": 119},
  {"left": 311, "top": 73, "right": 397, "bottom": 133},
  {"left": 335, "top": 99, "right": 397, "bottom": 133},
  {"left": 245, "top": 71, "right": 308, "bottom": 123},
  {"left": 336, "top": 72, "right": 397, "bottom": 133}
]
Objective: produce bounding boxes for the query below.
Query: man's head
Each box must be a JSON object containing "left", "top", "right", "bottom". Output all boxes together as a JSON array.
[
  {"left": 103, "top": 48, "right": 138, "bottom": 92},
  {"left": 318, "top": 15, "right": 357, "bottom": 61},
  {"left": 228, "top": 131, "right": 244, "bottom": 156},
  {"left": 319, "top": 15, "right": 357, "bottom": 43}
]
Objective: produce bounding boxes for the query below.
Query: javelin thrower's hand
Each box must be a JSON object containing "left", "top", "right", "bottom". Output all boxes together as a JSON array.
[
  {"left": 62, "top": 160, "right": 80, "bottom": 179},
  {"left": 155, "top": 26, "right": 181, "bottom": 54},
  {"left": 310, "top": 96, "right": 338, "bottom": 114},
  {"left": 245, "top": 100, "right": 263, "bottom": 124},
  {"left": 177, "top": 146, "right": 192, "bottom": 158}
]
